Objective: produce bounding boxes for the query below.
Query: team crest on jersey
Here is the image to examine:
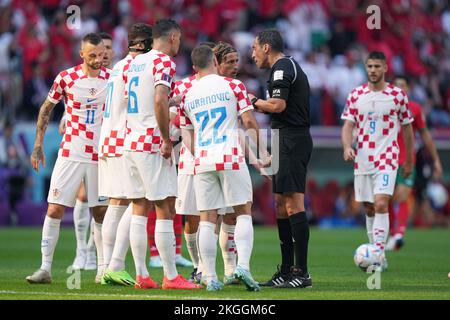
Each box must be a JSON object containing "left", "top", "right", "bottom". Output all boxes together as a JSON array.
[
  {"left": 52, "top": 188, "right": 60, "bottom": 199},
  {"left": 89, "top": 88, "right": 97, "bottom": 96},
  {"left": 162, "top": 74, "right": 172, "bottom": 83}
]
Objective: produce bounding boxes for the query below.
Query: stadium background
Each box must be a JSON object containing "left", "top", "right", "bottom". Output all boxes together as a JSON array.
[{"left": 0, "top": 0, "right": 449, "bottom": 229}]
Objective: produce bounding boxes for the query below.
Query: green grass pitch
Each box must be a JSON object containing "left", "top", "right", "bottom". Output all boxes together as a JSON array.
[{"left": 0, "top": 227, "right": 449, "bottom": 300}]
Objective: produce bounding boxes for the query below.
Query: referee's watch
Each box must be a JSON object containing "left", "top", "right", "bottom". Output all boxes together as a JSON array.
[{"left": 251, "top": 97, "right": 258, "bottom": 108}]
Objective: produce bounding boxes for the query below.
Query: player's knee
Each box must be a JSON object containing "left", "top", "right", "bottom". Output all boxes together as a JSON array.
[
  {"left": 223, "top": 214, "right": 237, "bottom": 225},
  {"left": 47, "top": 204, "right": 65, "bottom": 219},
  {"left": 363, "top": 203, "right": 375, "bottom": 216},
  {"left": 374, "top": 200, "right": 389, "bottom": 213}
]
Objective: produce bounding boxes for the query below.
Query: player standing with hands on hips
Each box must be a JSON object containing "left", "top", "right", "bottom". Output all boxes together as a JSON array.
[{"left": 250, "top": 29, "right": 313, "bottom": 289}]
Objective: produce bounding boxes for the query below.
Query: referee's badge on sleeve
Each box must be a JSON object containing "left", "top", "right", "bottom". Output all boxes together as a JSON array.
[{"left": 273, "top": 70, "right": 284, "bottom": 81}]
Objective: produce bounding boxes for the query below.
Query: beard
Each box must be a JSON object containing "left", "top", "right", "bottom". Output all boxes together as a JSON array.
[
  {"left": 87, "top": 62, "right": 102, "bottom": 70},
  {"left": 368, "top": 74, "right": 383, "bottom": 84}
]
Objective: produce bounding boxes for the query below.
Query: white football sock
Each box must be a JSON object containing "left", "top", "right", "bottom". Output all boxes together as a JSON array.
[
  {"left": 155, "top": 219, "right": 178, "bottom": 280},
  {"left": 93, "top": 222, "right": 105, "bottom": 272},
  {"left": 129, "top": 215, "right": 149, "bottom": 278},
  {"left": 198, "top": 221, "right": 218, "bottom": 283},
  {"left": 102, "top": 205, "right": 128, "bottom": 267},
  {"left": 234, "top": 215, "right": 253, "bottom": 271},
  {"left": 40, "top": 216, "right": 61, "bottom": 273},
  {"left": 373, "top": 213, "right": 389, "bottom": 252},
  {"left": 73, "top": 200, "right": 89, "bottom": 251},
  {"left": 109, "top": 205, "right": 132, "bottom": 271},
  {"left": 184, "top": 232, "right": 199, "bottom": 269},
  {"left": 366, "top": 215, "right": 375, "bottom": 244},
  {"left": 219, "top": 222, "right": 236, "bottom": 277},
  {"left": 195, "top": 228, "right": 203, "bottom": 273},
  {"left": 86, "top": 218, "right": 96, "bottom": 254}
]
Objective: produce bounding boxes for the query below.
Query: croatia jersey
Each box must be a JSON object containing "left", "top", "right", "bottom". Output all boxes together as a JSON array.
[
  {"left": 398, "top": 100, "right": 426, "bottom": 166},
  {"left": 99, "top": 54, "right": 133, "bottom": 157},
  {"left": 173, "top": 75, "right": 197, "bottom": 175},
  {"left": 179, "top": 74, "right": 253, "bottom": 174},
  {"left": 124, "top": 49, "right": 176, "bottom": 153},
  {"left": 48, "top": 65, "right": 110, "bottom": 163},
  {"left": 341, "top": 83, "right": 413, "bottom": 174}
]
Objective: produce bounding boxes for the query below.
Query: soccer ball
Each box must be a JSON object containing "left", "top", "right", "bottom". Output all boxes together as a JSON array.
[{"left": 353, "top": 243, "right": 382, "bottom": 272}]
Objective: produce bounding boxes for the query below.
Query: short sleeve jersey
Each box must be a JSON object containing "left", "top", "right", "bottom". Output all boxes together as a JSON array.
[
  {"left": 341, "top": 83, "right": 413, "bottom": 174},
  {"left": 268, "top": 57, "right": 311, "bottom": 129},
  {"left": 48, "top": 65, "right": 110, "bottom": 163},
  {"left": 99, "top": 54, "right": 133, "bottom": 157},
  {"left": 398, "top": 100, "right": 426, "bottom": 165},
  {"left": 124, "top": 49, "right": 176, "bottom": 153},
  {"left": 172, "top": 75, "right": 197, "bottom": 175},
  {"left": 179, "top": 74, "right": 253, "bottom": 174}
]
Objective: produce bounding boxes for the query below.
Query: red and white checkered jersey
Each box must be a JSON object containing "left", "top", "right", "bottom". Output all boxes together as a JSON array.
[
  {"left": 48, "top": 65, "right": 111, "bottom": 163},
  {"left": 124, "top": 49, "right": 176, "bottom": 153},
  {"left": 173, "top": 75, "right": 197, "bottom": 175},
  {"left": 99, "top": 55, "right": 133, "bottom": 157},
  {"left": 179, "top": 74, "right": 253, "bottom": 174},
  {"left": 341, "top": 83, "right": 413, "bottom": 174}
]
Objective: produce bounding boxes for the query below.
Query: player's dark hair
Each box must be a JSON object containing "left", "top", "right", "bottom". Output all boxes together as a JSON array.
[
  {"left": 199, "top": 41, "right": 216, "bottom": 49},
  {"left": 82, "top": 33, "right": 103, "bottom": 46},
  {"left": 128, "top": 23, "right": 153, "bottom": 53},
  {"left": 367, "top": 51, "right": 386, "bottom": 62},
  {"left": 99, "top": 32, "right": 112, "bottom": 41},
  {"left": 256, "top": 29, "right": 284, "bottom": 53},
  {"left": 191, "top": 45, "right": 214, "bottom": 69},
  {"left": 152, "top": 19, "right": 181, "bottom": 40},
  {"left": 213, "top": 41, "right": 237, "bottom": 65}
]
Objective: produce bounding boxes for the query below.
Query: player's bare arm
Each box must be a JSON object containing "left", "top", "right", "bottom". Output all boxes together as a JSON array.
[
  {"left": 420, "top": 128, "right": 443, "bottom": 179},
  {"left": 248, "top": 93, "right": 286, "bottom": 113},
  {"left": 401, "top": 123, "right": 414, "bottom": 178},
  {"left": 154, "top": 84, "right": 172, "bottom": 159},
  {"left": 31, "top": 98, "right": 56, "bottom": 172},
  {"left": 341, "top": 120, "right": 356, "bottom": 162},
  {"left": 169, "top": 94, "right": 183, "bottom": 107},
  {"left": 58, "top": 112, "right": 66, "bottom": 135},
  {"left": 240, "top": 110, "right": 271, "bottom": 167}
]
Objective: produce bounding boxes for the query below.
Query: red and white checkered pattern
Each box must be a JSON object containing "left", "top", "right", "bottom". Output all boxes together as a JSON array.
[
  {"left": 99, "top": 55, "right": 133, "bottom": 157},
  {"left": 173, "top": 75, "right": 198, "bottom": 174},
  {"left": 341, "top": 83, "right": 413, "bottom": 174},
  {"left": 124, "top": 49, "right": 176, "bottom": 153},
  {"left": 179, "top": 74, "right": 252, "bottom": 174},
  {"left": 224, "top": 77, "right": 254, "bottom": 115},
  {"left": 48, "top": 65, "right": 110, "bottom": 163}
]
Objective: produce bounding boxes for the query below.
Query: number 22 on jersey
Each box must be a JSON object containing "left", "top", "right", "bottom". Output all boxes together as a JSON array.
[{"left": 195, "top": 106, "right": 227, "bottom": 147}]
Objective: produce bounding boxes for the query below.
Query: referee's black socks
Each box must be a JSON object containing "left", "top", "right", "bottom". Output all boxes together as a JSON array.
[
  {"left": 289, "top": 211, "right": 310, "bottom": 275},
  {"left": 276, "top": 218, "right": 294, "bottom": 274}
]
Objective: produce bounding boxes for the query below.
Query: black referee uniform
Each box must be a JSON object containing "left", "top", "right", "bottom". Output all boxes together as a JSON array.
[{"left": 268, "top": 56, "right": 313, "bottom": 194}]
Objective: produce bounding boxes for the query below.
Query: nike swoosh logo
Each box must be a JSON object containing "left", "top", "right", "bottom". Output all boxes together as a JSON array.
[{"left": 87, "top": 98, "right": 96, "bottom": 103}]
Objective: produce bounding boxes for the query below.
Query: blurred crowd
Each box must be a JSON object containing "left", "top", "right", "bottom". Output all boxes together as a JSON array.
[
  {"left": 0, "top": 0, "right": 449, "bottom": 226},
  {"left": 0, "top": 0, "right": 449, "bottom": 126}
]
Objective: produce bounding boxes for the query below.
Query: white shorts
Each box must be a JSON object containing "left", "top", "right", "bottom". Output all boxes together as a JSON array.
[
  {"left": 354, "top": 170, "right": 398, "bottom": 203},
  {"left": 176, "top": 174, "right": 232, "bottom": 215},
  {"left": 194, "top": 168, "right": 253, "bottom": 211},
  {"left": 47, "top": 157, "right": 108, "bottom": 208},
  {"left": 98, "top": 156, "right": 128, "bottom": 198},
  {"left": 122, "top": 151, "right": 177, "bottom": 201}
]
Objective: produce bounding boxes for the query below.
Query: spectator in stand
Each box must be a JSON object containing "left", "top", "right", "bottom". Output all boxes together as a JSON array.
[{"left": 0, "top": 120, "right": 29, "bottom": 225}]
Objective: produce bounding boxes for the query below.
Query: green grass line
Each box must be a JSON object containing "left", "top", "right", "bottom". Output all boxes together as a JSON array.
[{"left": 1, "top": 227, "right": 450, "bottom": 300}]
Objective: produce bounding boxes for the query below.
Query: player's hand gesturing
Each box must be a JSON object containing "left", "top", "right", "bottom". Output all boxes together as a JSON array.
[
  {"left": 30, "top": 146, "right": 46, "bottom": 172},
  {"left": 160, "top": 139, "right": 173, "bottom": 162},
  {"left": 343, "top": 147, "right": 355, "bottom": 162},
  {"left": 402, "top": 160, "right": 413, "bottom": 178}
]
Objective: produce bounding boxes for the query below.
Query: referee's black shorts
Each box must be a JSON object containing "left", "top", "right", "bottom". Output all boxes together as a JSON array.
[{"left": 273, "top": 127, "right": 312, "bottom": 194}]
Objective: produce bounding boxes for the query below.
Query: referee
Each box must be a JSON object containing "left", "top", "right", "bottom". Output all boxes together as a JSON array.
[{"left": 249, "top": 29, "right": 312, "bottom": 288}]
